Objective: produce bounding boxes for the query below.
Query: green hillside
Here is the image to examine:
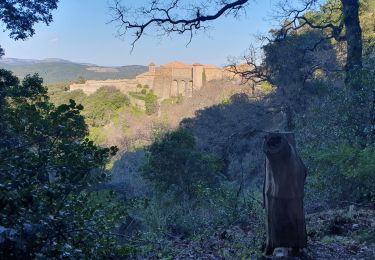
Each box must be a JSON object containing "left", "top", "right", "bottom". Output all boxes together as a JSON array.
[{"left": 0, "top": 62, "right": 147, "bottom": 84}]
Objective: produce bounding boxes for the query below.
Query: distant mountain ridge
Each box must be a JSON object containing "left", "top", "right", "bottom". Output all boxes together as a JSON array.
[
  {"left": 1, "top": 57, "right": 75, "bottom": 66},
  {"left": 0, "top": 58, "right": 148, "bottom": 84}
]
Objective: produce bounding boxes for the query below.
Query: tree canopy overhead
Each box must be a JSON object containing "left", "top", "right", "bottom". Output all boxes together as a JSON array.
[
  {"left": 110, "top": 0, "right": 250, "bottom": 48},
  {"left": 0, "top": 0, "right": 59, "bottom": 57}
]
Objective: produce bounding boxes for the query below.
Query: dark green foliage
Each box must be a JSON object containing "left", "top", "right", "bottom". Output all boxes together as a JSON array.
[
  {"left": 305, "top": 143, "right": 375, "bottom": 203},
  {"left": 296, "top": 69, "right": 375, "bottom": 208},
  {"left": 141, "top": 88, "right": 147, "bottom": 94},
  {"left": 0, "top": 0, "right": 58, "bottom": 58},
  {"left": 302, "top": 0, "right": 344, "bottom": 41},
  {"left": 262, "top": 29, "right": 337, "bottom": 90},
  {"left": 0, "top": 0, "right": 58, "bottom": 40},
  {"left": 134, "top": 127, "right": 266, "bottom": 247},
  {"left": 144, "top": 90, "right": 158, "bottom": 115},
  {"left": 259, "top": 0, "right": 375, "bottom": 209},
  {"left": 0, "top": 69, "right": 127, "bottom": 258},
  {"left": 142, "top": 128, "right": 223, "bottom": 197}
]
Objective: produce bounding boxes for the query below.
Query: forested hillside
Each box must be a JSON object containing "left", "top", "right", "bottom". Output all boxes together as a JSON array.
[{"left": 0, "top": 58, "right": 147, "bottom": 84}]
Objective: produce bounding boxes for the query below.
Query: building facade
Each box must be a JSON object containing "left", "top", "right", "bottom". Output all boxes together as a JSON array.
[
  {"left": 70, "top": 61, "right": 224, "bottom": 99},
  {"left": 136, "top": 61, "right": 223, "bottom": 98}
]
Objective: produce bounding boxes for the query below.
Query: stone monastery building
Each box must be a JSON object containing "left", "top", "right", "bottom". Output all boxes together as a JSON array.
[
  {"left": 136, "top": 61, "right": 223, "bottom": 98},
  {"left": 70, "top": 61, "right": 224, "bottom": 98}
]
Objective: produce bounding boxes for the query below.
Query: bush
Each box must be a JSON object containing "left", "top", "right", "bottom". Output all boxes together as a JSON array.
[
  {"left": 141, "top": 88, "right": 147, "bottom": 95},
  {"left": 51, "top": 89, "right": 87, "bottom": 106},
  {"left": 304, "top": 142, "right": 375, "bottom": 206},
  {"left": 84, "top": 86, "right": 130, "bottom": 126},
  {"left": 49, "top": 86, "right": 131, "bottom": 127},
  {"left": 144, "top": 90, "right": 158, "bottom": 115},
  {"left": 77, "top": 76, "right": 86, "bottom": 84},
  {"left": 261, "top": 81, "right": 275, "bottom": 94},
  {"left": 130, "top": 186, "right": 265, "bottom": 256},
  {"left": 142, "top": 128, "right": 224, "bottom": 198},
  {"left": 0, "top": 70, "right": 124, "bottom": 258}
]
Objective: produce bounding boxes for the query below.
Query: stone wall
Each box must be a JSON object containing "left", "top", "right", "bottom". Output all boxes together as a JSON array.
[
  {"left": 153, "top": 68, "right": 172, "bottom": 98},
  {"left": 136, "top": 72, "right": 154, "bottom": 88},
  {"left": 70, "top": 79, "right": 138, "bottom": 95},
  {"left": 171, "top": 68, "right": 192, "bottom": 79},
  {"left": 192, "top": 64, "right": 204, "bottom": 91},
  {"left": 205, "top": 68, "right": 223, "bottom": 82}
]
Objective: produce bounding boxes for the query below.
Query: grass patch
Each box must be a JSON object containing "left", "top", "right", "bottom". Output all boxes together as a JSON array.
[
  {"left": 161, "top": 95, "right": 183, "bottom": 106},
  {"left": 129, "top": 91, "right": 146, "bottom": 101}
]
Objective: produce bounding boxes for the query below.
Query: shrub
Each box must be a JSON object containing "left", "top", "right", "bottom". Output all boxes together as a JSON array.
[
  {"left": 84, "top": 86, "right": 130, "bottom": 126},
  {"left": 142, "top": 128, "right": 224, "bottom": 198},
  {"left": 0, "top": 70, "right": 123, "bottom": 258},
  {"left": 304, "top": 143, "right": 375, "bottom": 205},
  {"left": 77, "top": 76, "right": 86, "bottom": 84},
  {"left": 144, "top": 90, "right": 158, "bottom": 115},
  {"left": 49, "top": 88, "right": 87, "bottom": 106},
  {"left": 261, "top": 81, "right": 275, "bottom": 94}
]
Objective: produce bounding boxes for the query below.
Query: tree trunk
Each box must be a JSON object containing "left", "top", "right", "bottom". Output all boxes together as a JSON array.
[
  {"left": 263, "top": 132, "right": 307, "bottom": 256},
  {"left": 341, "top": 0, "right": 362, "bottom": 90}
]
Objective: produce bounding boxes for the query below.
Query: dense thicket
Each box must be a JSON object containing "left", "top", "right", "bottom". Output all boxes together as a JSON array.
[
  {"left": 50, "top": 86, "right": 131, "bottom": 127},
  {"left": 0, "top": 70, "right": 128, "bottom": 258},
  {"left": 259, "top": 0, "right": 375, "bottom": 206},
  {"left": 142, "top": 128, "right": 224, "bottom": 198}
]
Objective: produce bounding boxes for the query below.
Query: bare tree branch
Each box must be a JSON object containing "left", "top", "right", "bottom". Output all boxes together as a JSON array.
[
  {"left": 227, "top": 45, "right": 272, "bottom": 86},
  {"left": 109, "top": 0, "right": 250, "bottom": 50}
]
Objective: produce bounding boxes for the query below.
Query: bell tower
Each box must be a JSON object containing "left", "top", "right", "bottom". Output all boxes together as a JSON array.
[{"left": 149, "top": 62, "right": 156, "bottom": 73}]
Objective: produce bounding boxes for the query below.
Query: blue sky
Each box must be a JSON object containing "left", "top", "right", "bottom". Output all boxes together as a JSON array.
[{"left": 0, "top": 0, "right": 277, "bottom": 66}]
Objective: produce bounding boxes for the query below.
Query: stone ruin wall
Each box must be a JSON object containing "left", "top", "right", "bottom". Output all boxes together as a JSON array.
[
  {"left": 205, "top": 68, "right": 223, "bottom": 82},
  {"left": 136, "top": 73, "right": 154, "bottom": 88},
  {"left": 70, "top": 79, "right": 138, "bottom": 95}
]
